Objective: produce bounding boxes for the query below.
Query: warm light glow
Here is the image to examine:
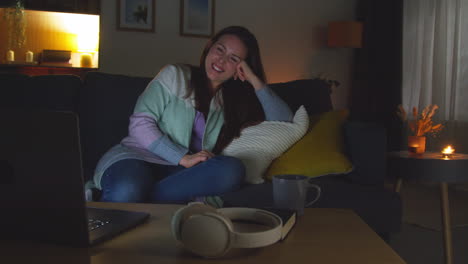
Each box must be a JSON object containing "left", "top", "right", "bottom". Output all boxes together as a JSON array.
[
  {"left": 43, "top": 11, "right": 100, "bottom": 52},
  {"left": 442, "top": 145, "right": 455, "bottom": 155},
  {"left": 0, "top": 9, "right": 99, "bottom": 67},
  {"left": 441, "top": 145, "right": 455, "bottom": 159},
  {"left": 67, "top": 14, "right": 99, "bottom": 52}
]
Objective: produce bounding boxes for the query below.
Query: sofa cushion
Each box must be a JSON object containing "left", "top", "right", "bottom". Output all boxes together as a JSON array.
[
  {"left": 269, "top": 79, "right": 332, "bottom": 115},
  {"left": 25, "top": 74, "right": 81, "bottom": 112},
  {"left": 265, "top": 109, "right": 353, "bottom": 180},
  {"left": 221, "top": 106, "right": 309, "bottom": 184},
  {"left": 78, "top": 72, "right": 152, "bottom": 181},
  {"left": 0, "top": 73, "right": 81, "bottom": 112},
  {"left": 343, "top": 121, "right": 387, "bottom": 186},
  {"left": 0, "top": 73, "right": 29, "bottom": 109}
]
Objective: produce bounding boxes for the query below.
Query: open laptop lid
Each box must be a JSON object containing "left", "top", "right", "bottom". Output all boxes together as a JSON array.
[{"left": 0, "top": 109, "right": 89, "bottom": 246}]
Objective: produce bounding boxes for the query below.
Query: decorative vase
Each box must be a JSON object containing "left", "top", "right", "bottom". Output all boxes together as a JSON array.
[{"left": 408, "top": 136, "right": 426, "bottom": 154}]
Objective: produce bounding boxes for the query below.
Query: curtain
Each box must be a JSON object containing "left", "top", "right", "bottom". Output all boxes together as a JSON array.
[
  {"left": 402, "top": 0, "right": 468, "bottom": 151},
  {"left": 351, "top": 0, "right": 403, "bottom": 151},
  {"left": 403, "top": 0, "right": 468, "bottom": 120}
]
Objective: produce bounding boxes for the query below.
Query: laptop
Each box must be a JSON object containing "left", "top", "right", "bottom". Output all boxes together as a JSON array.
[{"left": 0, "top": 109, "right": 149, "bottom": 247}]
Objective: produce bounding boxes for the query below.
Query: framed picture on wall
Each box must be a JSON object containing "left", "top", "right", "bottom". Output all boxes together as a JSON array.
[
  {"left": 117, "top": 0, "right": 155, "bottom": 32},
  {"left": 180, "top": 0, "right": 215, "bottom": 37}
]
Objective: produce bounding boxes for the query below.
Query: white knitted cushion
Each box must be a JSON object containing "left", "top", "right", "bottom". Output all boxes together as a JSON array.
[{"left": 221, "top": 106, "right": 309, "bottom": 184}]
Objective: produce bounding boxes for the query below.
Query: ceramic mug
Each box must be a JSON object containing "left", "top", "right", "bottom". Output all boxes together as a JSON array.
[{"left": 272, "top": 175, "right": 321, "bottom": 216}]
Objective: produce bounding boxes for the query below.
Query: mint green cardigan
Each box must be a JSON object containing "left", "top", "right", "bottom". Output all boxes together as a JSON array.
[
  {"left": 89, "top": 64, "right": 225, "bottom": 189},
  {"left": 134, "top": 64, "right": 225, "bottom": 151}
]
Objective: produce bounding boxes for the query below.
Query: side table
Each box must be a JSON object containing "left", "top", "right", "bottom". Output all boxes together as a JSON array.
[{"left": 388, "top": 151, "right": 468, "bottom": 264}]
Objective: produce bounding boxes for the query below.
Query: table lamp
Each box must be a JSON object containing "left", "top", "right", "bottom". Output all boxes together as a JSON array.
[{"left": 327, "top": 21, "right": 363, "bottom": 48}]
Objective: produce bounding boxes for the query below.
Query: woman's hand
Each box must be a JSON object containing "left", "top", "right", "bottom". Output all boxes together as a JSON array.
[
  {"left": 234, "top": 61, "right": 265, "bottom": 90},
  {"left": 179, "top": 150, "right": 215, "bottom": 168}
]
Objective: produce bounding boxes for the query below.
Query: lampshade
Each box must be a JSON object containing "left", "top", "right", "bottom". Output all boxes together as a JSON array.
[{"left": 327, "top": 21, "right": 363, "bottom": 48}]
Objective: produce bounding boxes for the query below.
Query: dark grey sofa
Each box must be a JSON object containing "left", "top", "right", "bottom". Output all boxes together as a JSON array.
[{"left": 0, "top": 71, "right": 401, "bottom": 240}]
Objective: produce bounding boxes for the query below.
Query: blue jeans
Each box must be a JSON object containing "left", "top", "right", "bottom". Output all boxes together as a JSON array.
[{"left": 99, "top": 156, "right": 245, "bottom": 203}]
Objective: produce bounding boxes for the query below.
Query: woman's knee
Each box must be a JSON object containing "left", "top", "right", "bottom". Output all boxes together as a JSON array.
[
  {"left": 212, "top": 155, "right": 245, "bottom": 190},
  {"left": 102, "top": 182, "right": 147, "bottom": 202},
  {"left": 99, "top": 159, "right": 153, "bottom": 202}
]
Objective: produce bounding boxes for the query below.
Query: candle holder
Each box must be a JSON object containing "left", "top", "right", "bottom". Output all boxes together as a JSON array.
[
  {"left": 408, "top": 136, "right": 426, "bottom": 154},
  {"left": 441, "top": 145, "right": 455, "bottom": 159},
  {"left": 80, "top": 53, "right": 93, "bottom": 67},
  {"left": 441, "top": 153, "right": 454, "bottom": 159}
]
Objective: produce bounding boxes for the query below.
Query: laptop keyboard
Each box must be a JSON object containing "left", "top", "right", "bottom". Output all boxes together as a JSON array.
[{"left": 88, "top": 218, "right": 110, "bottom": 231}]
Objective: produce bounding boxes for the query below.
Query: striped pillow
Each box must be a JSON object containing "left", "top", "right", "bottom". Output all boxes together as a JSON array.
[{"left": 221, "top": 106, "right": 309, "bottom": 184}]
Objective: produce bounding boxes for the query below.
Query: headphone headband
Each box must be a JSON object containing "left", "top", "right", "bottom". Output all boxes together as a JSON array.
[
  {"left": 217, "top": 207, "right": 282, "bottom": 248},
  {"left": 171, "top": 203, "right": 282, "bottom": 258}
]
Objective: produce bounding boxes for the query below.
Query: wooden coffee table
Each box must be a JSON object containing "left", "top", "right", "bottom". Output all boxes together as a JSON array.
[{"left": 2, "top": 203, "right": 406, "bottom": 264}]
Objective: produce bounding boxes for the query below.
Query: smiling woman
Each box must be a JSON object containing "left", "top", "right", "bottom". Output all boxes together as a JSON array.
[{"left": 88, "top": 26, "right": 294, "bottom": 204}]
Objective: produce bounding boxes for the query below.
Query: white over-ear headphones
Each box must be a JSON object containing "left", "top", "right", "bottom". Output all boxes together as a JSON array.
[{"left": 171, "top": 203, "right": 283, "bottom": 258}]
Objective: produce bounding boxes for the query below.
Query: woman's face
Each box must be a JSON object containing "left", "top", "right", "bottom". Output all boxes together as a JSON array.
[{"left": 205, "top": 34, "right": 248, "bottom": 89}]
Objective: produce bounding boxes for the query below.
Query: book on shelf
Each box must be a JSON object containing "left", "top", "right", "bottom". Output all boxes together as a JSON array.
[{"left": 262, "top": 207, "right": 297, "bottom": 240}]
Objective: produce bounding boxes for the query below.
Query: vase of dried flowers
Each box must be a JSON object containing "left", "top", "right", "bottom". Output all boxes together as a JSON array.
[
  {"left": 407, "top": 135, "right": 426, "bottom": 154},
  {"left": 397, "top": 104, "right": 444, "bottom": 154}
]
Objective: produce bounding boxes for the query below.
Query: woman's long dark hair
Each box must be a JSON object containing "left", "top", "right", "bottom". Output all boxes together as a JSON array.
[{"left": 187, "top": 26, "right": 267, "bottom": 153}]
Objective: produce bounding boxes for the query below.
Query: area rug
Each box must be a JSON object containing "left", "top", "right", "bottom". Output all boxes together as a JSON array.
[{"left": 399, "top": 182, "right": 468, "bottom": 231}]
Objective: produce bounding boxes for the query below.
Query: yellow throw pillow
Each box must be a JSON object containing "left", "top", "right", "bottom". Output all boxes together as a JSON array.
[{"left": 265, "top": 109, "right": 353, "bottom": 180}]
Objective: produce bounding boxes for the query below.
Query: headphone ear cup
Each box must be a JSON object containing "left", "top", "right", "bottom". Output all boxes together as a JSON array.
[
  {"left": 180, "top": 211, "right": 234, "bottom": 258},
  {"left": 171, "top": 203, "right": 218, "bottom": 242}
]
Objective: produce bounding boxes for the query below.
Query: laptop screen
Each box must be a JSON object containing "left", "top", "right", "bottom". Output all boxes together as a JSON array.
[{"left": 0, "top": 110, "right": 89, "bottom": 246}]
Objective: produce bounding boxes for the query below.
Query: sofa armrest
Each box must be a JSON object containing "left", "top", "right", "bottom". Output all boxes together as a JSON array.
[{"left": 343, "top": 121, "right": 387, "bottom": 186}]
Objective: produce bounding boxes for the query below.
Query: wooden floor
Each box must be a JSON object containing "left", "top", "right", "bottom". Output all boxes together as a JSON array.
[{"left": 387, "top": 182, "right": 468, "bottom": 264}]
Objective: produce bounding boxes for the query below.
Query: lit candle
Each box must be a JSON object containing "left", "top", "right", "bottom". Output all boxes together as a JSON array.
[
  {"left": 25, "top": 51, "right": 34, "bottom": 63},
  {"left": 441, "top": 145, "right": 455, "bottom": 159},
  {"left": 80, "top": 53, "right": 93, "bottom": 67},
  {"left": 408, "top": 144, "right": 419, "bottom": 153},
  {"left": 6, "top": 50, "right": 14, "bottom": 62}
]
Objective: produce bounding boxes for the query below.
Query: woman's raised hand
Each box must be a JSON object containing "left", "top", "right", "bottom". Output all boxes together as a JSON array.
[
  {"left": 234, "top": 61, "right": 265, "bottom": 90},
  {"left": 179, "top": 150, "right": 215, "bottom": 168}
]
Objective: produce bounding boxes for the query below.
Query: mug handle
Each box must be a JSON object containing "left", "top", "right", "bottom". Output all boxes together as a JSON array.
[{"left": 305, "top": 183, "right": 321, "bottom": 207}]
